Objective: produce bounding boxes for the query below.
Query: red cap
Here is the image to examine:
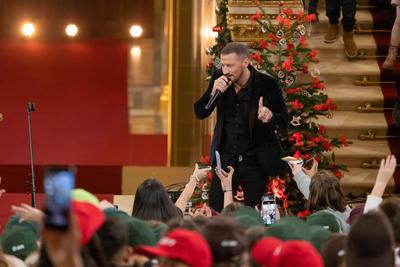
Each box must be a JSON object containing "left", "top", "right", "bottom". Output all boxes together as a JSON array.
[
  {"left": 135, "top": 229, "right": 212, "bottom": 267},
  {"left": 252, "top": 237, "right": 323, "bottom": 267},
  {"left": 72, "top": 201, "right": 105, "bottom": 245}
]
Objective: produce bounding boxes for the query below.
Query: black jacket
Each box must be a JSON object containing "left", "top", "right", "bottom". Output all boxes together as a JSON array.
[{"left": 194, "top": 65, "right": 289, "bottom": 177}]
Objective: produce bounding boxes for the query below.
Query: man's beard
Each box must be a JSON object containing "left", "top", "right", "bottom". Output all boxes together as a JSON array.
[{"left": 232, "top": 67, "right": 245, "bottom": 84}]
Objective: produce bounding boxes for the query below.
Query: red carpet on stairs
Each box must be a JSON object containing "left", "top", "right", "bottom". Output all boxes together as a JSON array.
[{"left": 369, "top": 5, "right": 400, "bottom": 191}]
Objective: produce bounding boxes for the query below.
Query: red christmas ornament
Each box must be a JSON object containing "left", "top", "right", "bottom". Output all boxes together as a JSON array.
[{"left": 212, "top": 26, "right": 224, "bottom": 32}]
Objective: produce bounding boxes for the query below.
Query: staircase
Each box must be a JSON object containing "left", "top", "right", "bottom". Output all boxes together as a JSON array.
[
  {"left": 308, "top": 0, "right": 396, "bottom": 195},
  {"left": 226, "top": 0, "right": 397, "bottom": 196}
]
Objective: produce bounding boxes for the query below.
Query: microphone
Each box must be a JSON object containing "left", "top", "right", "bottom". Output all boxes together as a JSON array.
[
  {"left": 205, "top": 90, "right": 221, "bottom": 110},
  {"left": 205, "top": 75, "right": 230, "bottom": 110}
]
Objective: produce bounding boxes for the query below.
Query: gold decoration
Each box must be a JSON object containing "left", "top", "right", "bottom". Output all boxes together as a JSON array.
[
  {"left": 358, "top": 129, "right": 399, "bottom": 140},
  {"left": 356, "top": 103, "right": 392, "bottom": 113},
  {"left": 227, "top": 0, "right": 304, "bottom": 42},
  {"left": 354, "top": 76, "right": 396, "bottom": 86}
]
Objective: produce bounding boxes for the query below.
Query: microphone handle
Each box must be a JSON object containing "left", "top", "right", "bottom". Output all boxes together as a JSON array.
[{"left": 205, "top": 90, "right": 221, "bottom": 110}]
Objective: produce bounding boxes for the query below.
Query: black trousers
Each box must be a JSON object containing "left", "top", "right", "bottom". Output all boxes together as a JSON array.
[
  {"left": 325, "top": 0, "right": 357, "bottom": 32},
  {"left": 209, "top": 153, "right": 268, "bottom": 212}
]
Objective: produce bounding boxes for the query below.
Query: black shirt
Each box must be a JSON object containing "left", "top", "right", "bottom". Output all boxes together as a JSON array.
[{"left": 220, "top": 68, "right": 254, "bottom": 156}]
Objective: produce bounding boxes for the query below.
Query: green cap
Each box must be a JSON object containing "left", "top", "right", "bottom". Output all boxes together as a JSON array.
[
  {"left": 307, "top": 211, "right": 340, "bottom": 233},
  {"left": 1, "top": 225, "right": 38, "bottom": 260},
  {"left": 103, "top": 207, "right": 156, "bottom": 246},
  {"left": 72, "top": 188, "right": 99, "bottom": 206},
  {"left": 4, "top": 215, "right": 40, "bottom": 238},
  {"left": 232, "top": 206, "right": 264, "bottom": 229},
  {"left": 126, "top": 217, "right": 157, "bottom": 247},
  {"left": 264, "top": 216, "right": 311, "bottom": 241},
  {"left": 150, "top": 222, "right": 168, "bottom": 241},
  {"left": 103, "top": 207, "right": 131, "bottom": 221},
  {"left": 309, "top": 225, "right": 333, "bottom": 252}
]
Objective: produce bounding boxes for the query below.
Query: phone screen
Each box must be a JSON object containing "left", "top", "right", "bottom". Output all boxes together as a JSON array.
[
  {"left": 260, "top": 193, "right": 277, "bottom": 225},
  {"left": 43, "top": 167, "right": 75, "bottom": 230},
  {"left": 215, "top": 151, "right": 222, "bottom": 174}
]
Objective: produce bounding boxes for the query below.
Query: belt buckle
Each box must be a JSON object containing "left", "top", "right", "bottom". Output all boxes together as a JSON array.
[{"left": 238, "top": 154, "right": 243, "bottom": 162}]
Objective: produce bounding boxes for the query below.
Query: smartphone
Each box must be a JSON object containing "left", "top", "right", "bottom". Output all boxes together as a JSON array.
[
  {"left": 215, "top": 151, "right": 222, "bottom": 174},
  {"left": 184, "top": 202, "right": 193, "bottom": 216},
  {"left": 260, "top": 193, "right": 277, "bottom": 225},
  {"left": 281, "top": 156, "right": 303, "bottom": 165},
  {"left": 43, "top": 167, "right": 75, "bottom": 230}
]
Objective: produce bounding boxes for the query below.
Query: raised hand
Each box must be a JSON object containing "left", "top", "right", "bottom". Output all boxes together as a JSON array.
[
  {"left": 371, "top": 154, "right": 397, "bottom": 198},
  {"left": 376, "top": 154, "right": 397, "bottom": 186},
  {"left": 258, "top": 97, "right": 273, "bottom": 123},
  {"left": 302, "top": 158, "right": 318, "bottom": 178},
  {"left": 12, "top": 203, "right": 44, "bottom": 224},
  {"left": 42, "top": 214, "right": 83, "bottom": 267},
  {"left": 216, "top": 166, "right": 234, "bottom": 191},
  {"left": 288, "top": 160, "right": 304, "bottom": 176},
  {"left": 192, "top": 163, "right": 212, "bottom": 182}
]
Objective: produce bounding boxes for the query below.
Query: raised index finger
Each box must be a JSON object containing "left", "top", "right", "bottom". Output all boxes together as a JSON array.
[{"left": 258, "top": 97, "right": 264, "bottom": 111}]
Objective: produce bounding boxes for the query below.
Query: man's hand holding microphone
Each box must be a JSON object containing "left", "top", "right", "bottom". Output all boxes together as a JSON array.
[
  {"left": 205, "top": 75, "right": 232, "bottom": 109},
  {"left": 211, "top": 75, "right": 232, "bottom": 96}
]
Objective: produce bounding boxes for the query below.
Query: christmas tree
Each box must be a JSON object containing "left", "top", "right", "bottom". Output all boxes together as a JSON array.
[
  {"left": 191, "top": 1, "right": 350, "bottom": 213},
  {"left": 206, "top": 0, "right": 231, "bottom": 78}
]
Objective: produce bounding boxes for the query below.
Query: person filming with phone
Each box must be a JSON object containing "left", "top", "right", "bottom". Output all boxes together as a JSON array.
[{"left": 194, "top": 42, "right": 289, "bottom": 212}]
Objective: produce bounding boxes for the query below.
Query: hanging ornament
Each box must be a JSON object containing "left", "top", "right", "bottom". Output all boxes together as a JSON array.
[
  {"left": 234, "top": 185, "right": 245, "bottom": 202},
  {"left": 278, "top": 71, "right": 285, "bottom": 79},
  {"left": 301, "top": 91, "right": 312, "bottom": 98},
  {"left": 206, "top": 47, "right": 213, "bottom": 55},
  {"left": 261, "top": 26, "right": 268, "bottom": 33},
  {"left": 212, "top": 25, "right": 224, "bottom": 32},
  {"left": 279, "top": 38, "right": 287, "bottom": 49},
  {"left": 214, "top": 57, "right": 221, "bottom": 69},
  {"left": 290, "top": 116, "right": 301, "bottom": 126},
  {"left": 276, "top": 30, "right": 285, "bottom": 38},
  {"left": 293, "top": 31, "right": 301, "bottom": 42},
  {"left": 310, "top": 68, "right": 321, "bottom": 78},
  {"left": 297, "top": 25, "right": 306, "bottom": 35},
  {"left": 279, "top": 13, "right": 288, "bottom": 19},
  {"left": 326, "top": 111, "right": 333, "bottom": 119},
  {"left": 201, "top": 183, "right": 209, "bottom": 200},
  {"left": 285, "top": 75, "right": 295, "bottom": 86}
]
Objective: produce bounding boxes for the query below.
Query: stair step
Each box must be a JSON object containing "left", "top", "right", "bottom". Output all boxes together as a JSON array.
[
  {"left": 324, "top": 139, "right": 390, "bottom": 168},
  {"left": 341, "top": 167, "right": 395, "bottom": 196},
  {"left": 317, "top": 57, "right": 380, "bottom": 85},
  {"left": 326, "top": 84, "right": 384, "bottom": 111},
  {"left": 317, "top": 111, "right": 387, "bottom": 139},
  {"left": 312, "top": 0, "right": 372, "bottom": 9},
  {"left": 311, "top": 9, "right": 374, "bottom": 34},
  {"left": 308, "top": 32, "right": 378, "bottom": 57}
]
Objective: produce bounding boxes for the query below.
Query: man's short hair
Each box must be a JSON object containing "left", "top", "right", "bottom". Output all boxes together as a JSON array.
[{"left": 221, "top": 42, "right": 249, "bottom": 58}]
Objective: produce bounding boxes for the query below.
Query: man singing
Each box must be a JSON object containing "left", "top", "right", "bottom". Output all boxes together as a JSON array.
[{"left": 194, "top": 42, "right": 289, "bottom": 212}]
